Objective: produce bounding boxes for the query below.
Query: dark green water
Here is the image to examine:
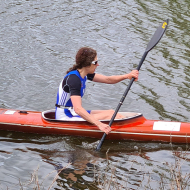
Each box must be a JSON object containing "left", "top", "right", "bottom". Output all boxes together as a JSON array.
[{"left": 1, "top": 0, "right": 190, "bottom": 189}]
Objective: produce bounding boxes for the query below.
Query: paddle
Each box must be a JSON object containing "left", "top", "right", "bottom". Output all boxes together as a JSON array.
[{"left": 96, "top": 19, "right": 169, "bottom": 151}]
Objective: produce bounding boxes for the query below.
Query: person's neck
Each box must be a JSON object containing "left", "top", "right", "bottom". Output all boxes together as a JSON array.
[{"left": 77, "top": 69, "right": 87, "bottom": 79}]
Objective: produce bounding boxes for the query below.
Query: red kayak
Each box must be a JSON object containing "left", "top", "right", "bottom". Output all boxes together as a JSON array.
[{"left": 0, "top": 108, "right": 190, "bottom": 143}]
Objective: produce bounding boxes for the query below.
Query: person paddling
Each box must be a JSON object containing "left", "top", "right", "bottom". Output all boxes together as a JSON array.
[{"left": 55, "top": 47, "right": 139, "bottom": 134}]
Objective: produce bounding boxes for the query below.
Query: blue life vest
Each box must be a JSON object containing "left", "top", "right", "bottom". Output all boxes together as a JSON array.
[{"left": 55, "top": 70, "right": 87, "bottom": 118}]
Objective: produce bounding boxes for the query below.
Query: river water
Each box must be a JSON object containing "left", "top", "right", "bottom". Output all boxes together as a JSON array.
[{"left": 1, "top": 0, "right": 190, "bottom": 189}]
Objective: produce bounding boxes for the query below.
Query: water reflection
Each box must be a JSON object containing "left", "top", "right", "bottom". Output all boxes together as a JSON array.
[{"left": 0, "top": 129, "right": 190, "bottom": 189}]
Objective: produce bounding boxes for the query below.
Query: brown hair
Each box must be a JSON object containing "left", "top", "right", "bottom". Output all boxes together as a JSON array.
[{"left": 66, "top": 47, "right": 97, "bottom": 73}]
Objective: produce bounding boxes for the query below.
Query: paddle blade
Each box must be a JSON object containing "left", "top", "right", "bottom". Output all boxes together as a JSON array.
[{"left": 146, "top": 19, "right": 169, "bottom": 52}]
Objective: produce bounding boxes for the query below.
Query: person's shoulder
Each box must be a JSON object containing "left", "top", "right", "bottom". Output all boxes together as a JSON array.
[
  {"left": 66, "top": 74, "right": 80, "bottom": 82},
  {"left": 64, "top": 74, "right": 81, "bottom": 94}
]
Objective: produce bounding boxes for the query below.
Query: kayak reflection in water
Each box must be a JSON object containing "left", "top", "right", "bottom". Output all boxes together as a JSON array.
[{"left": 55, "top": 47, "right": 139, "bottom": 134}]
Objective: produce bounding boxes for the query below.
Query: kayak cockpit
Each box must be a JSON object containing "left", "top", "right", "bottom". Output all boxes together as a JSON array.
[{"left": 42, "top": 109, "right": 143, "bottom": 122}]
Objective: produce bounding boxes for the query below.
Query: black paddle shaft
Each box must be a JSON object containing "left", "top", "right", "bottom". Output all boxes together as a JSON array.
[{"left": 96, "top": 19, "right": 169, "bottom": 151}]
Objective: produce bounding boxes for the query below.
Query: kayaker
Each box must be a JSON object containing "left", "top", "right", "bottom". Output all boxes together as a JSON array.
[{"left": 55, "top": 47, "right": 139, "bottom": 134}]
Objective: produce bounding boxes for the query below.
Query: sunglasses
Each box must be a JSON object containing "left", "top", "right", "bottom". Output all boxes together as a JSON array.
[{"left": 91, "top": 60, "right": 98, "bottom": 65}]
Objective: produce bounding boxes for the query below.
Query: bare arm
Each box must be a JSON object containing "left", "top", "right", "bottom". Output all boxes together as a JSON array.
[
  {"left": 71, "top": 96, "right": 111, "bottom": 134},
  {"left": 93, "top": 70, "right": 139, "bottom": 84}
]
